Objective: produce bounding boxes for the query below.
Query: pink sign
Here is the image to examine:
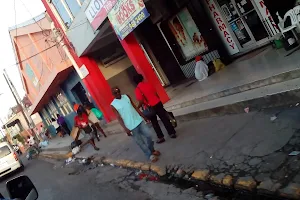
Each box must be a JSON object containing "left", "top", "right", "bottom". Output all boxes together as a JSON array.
[{"left": 85, "top": 0, "right": 118, "bottom": 30}]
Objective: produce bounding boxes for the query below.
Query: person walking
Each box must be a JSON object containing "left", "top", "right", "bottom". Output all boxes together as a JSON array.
[
  {"left": 133, "top": 74, "right": 176, "bottom": 144},
  {"left": 57, "top": 114, "right": 70, "bottom": 136},
  {"left": 111, "top": 87, "right": 161, "bottom": 162},
  {"left": 84, "top": 104, "right": 107, "bottom": 138}
]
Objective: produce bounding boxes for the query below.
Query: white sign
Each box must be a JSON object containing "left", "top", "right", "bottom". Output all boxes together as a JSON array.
[
  {"left": 85, "top": 0, "right": 118, "bottom": 30},
  {"left": 253, "top": 0, "right": 279, "bottom": 36},
  {"left": 204, "top": 0, "right": 240, "bottom": 55},
  {"left": 80, "top": 65, "right": 89, "bottom": 79}
]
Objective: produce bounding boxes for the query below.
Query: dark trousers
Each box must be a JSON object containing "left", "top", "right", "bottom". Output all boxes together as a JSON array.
[
  {"left": 61, "top": 123, "right": 70, "bottom": 135},
  {"left": 150, "top": 102, "right": 176, "bottom": 139}
]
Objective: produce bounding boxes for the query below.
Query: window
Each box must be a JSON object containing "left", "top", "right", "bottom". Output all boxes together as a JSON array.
[
  {"left": 0, "top": 146, "right": 11, "bottom": 158},
  {"left": 54, "top": 91, "right": 73, "bottom": 116},
  {"left": 41, "top": 109, "right": 51, "bottom": 126},
  {"left": 52, "top": 0, "right": 82, "bottom": 28},
  {"left": 53, "top": 0, "right": 72, "bottom": 27},
  {"left": 167, "top": 8, "right": 208, "bottom": 62},
  {"left": 65, "top": 0, "right": 81, "bottom": 17},
  {"left": 25, "top": 63, "right": 40, "bottom": 88},
  {"left": 46, "top": 100, "right": 59, "bottom": 120}
]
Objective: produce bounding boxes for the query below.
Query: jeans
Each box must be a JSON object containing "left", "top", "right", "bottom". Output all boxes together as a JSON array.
[{"left": 131, "top": 122, "right": 154, "bottom": 159}]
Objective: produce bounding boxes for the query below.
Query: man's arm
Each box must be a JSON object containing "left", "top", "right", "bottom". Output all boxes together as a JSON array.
[
  {"left": 111, "top": 105, "right": 131, "bottom": 136},
  {"left": 127, "top": 95, "right": 149, "bottom": 122}
]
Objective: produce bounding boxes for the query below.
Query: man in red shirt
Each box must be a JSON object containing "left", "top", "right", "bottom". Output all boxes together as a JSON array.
[
  {"left": 74, "top": 109, "right": 99, "bottom": 151},
  {"left": 133, "top": 74, "right": 176, "bottom": 143}
]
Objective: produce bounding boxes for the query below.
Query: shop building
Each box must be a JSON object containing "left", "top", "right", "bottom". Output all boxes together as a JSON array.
[
  {"left": 41, "top": 0, "right": 279, "bottom": 121},
  {"left": 9, "top": 12, "right": 93, "bottom": 135}
]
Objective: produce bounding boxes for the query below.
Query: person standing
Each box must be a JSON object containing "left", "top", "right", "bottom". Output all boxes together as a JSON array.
[
  {"left": 57, "top": 114, "right": 70, "bottom": 135},
  {"left": 111, "top": 87, "right": 161, "bottom": 162},
  {"left": 133, "top": 74, "right": 176, "bottom": 144},
  {"left": 51, "top": 118, "right": 61, "bottom": 135},
  {"left": 194, "top": 55, "right": 208, "bottom": 82}
]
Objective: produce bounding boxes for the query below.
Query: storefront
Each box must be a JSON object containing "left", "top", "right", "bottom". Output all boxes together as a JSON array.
[{"left": 129, "top": 0, "right": 279, "bottom": 80}]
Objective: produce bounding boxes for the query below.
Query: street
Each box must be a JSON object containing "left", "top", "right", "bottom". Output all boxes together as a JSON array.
[
  {"left": 0, "top": 157, "right": 151, "bottom": 200},
  {"left": 0, "top": 157, "right": 208, "bottom": 200}
]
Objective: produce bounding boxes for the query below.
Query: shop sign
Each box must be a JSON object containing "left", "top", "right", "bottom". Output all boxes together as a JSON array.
[
  {"left": 204, "top": 0, "right": 239, "bottom": 55},
  {"left": 253, "top": 0, "right": 279, "bottom": 35},
  {"left": 85, "top": 0, "right": 118, "bottom": 31},
  {"left": 108, "top": 0, "right": 150, "bottom": 40}
]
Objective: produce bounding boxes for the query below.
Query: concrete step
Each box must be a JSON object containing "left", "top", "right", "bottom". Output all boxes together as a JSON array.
[
  {"left": 170, "top": 77, "right": 300, "bottom": 122},
  {"left": 166, "top": 68, "right": 300, "bottom": 111}
]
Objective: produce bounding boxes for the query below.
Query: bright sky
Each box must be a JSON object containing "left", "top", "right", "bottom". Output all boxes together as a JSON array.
[{"left": 0, "top": 0, "right": 45, "bottom": 121}]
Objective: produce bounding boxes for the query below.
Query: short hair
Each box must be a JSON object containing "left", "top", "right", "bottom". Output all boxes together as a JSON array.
[
  {"left": 51, "top": 118, "right": 56, "bottom": 122},
  {"left": 133, "top": 74, "right": 144, "bottom": 85}
]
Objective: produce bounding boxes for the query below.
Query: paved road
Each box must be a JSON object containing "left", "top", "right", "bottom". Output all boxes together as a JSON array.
[{"left": 0, "top": 157, "right": 151, "bottom": 200}]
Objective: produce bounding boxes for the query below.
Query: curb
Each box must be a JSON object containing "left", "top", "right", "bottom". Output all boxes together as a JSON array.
[{"left": 39, "top": 152, "right": 300, "bottom": 199}]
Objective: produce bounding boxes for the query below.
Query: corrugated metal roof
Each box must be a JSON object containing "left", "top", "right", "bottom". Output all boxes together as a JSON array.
[{"left": 8, "top": 12, "right": 46, "bottom": 31}]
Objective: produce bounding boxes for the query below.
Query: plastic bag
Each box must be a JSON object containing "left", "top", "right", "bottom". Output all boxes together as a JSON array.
[
  {"left": 91, "top": 108, "right": 103, "bottom": 120},
  {"left": 213, "top": 59, "right": 225, "bottom": 72}
]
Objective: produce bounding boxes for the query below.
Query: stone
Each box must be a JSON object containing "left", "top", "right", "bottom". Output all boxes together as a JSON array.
[
  {"left": 150, "top": 165, "right": 166, "bottom": 176},
  {"left": 115, "top": 159, "right": 130, "bottom": 167},
  {"left": 133, "top": 162, "right": 145, "bottom": 169},
  {"left": 141, "top": 164, "right": 150, "bottom": 171},
  {"left": 255, "top": 173, "right": 270, "bottom": 182},
  {"left": 248, "top": 158, "right": 262, "bottom": 166},
  {"left": 191, "top": 170, "right": 210, "bottom": 181},
  {"left": 210, "top": 173, "right": 225, "bottom": 185},
  {"left": 289, "top": 137, "right": 300, "bottom": 146},
  {"left": 102, "top": 158, "right": 115, "bottom": 165},
  {"left": 175, "top": 169, "right": 186, "bottom": 178},
  {"left": 257, "top": 179, "right": 281, "bottom": 193},
  {"left": 222, "top": 175, "right": 234, "bottom": 187},
  {"left": 235, "top": 177, "right": 257, "bottom": 191},
  {"left": 235, "top": 156, "right": 245, "bottom": 164},
  {"left": 126, "top": 161, "right": 136, "bottom": 168},
  {"left": 280, "top": 183, "right": 300, "bottom": 199}
]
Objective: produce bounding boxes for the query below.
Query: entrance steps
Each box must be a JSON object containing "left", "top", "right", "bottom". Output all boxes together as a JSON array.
[{"left": 166, "top": 69, "right": 300, "bottom": 121}]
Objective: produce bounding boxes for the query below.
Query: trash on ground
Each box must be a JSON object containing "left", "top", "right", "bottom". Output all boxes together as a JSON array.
[
  {"left": 296, "top": 103, "right": 299, "bottom": 106},
  {"left": 72, "top": 146, "right": 80, "bottom": 155},
  {"left": 39, "top": 140, "right": 49, "bottom": 148},
  {"left": 244, "top": 107, "right": 250, "bottom": 113},
  {"left": 138, "top": 173, "right": 159, "bottom": 182},
  {"left": 270, "top": 116, "right": 277, "bottom": 122},
  {"left": 65, "top": 157, "right": 75, "bottom": 165},
  {"left": 205, "top": 193, "right": 215, "bottom": 199},
  {"left": 289, "top": 151, "right": 300, "bottom": 156}
]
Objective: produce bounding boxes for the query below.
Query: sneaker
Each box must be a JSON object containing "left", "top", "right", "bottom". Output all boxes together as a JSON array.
[
  {"left": 153, "top": 150, "right": 161, "bottom": 156},
  {"left": 170, "top": 134, "right": 177, "bottom": 139},
  {"left": 94, "top": 147, "right": 100, "bottom": 151},
  {"left": 150, "top": 155, "right": 159, "bottom": 163},
  {"left": 156, "top": 138, "right": 165, "bottom": 144}
]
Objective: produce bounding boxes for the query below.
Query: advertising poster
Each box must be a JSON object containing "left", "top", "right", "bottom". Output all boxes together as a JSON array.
[
  {"left": 108, "top": 0, "right": 150, "bottom": 40},
  {"left": 168, "top": 8, "right": 208, "bottom": 61}
]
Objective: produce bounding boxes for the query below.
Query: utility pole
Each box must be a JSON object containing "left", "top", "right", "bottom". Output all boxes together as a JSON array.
[{"left": 3, "top": 70, "right": 38, "bottom": 140}]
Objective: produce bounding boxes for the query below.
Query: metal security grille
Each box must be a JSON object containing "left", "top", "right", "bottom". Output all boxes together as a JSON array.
[{"left": 179, "top": 50, "right": 220, "bottom": 78}]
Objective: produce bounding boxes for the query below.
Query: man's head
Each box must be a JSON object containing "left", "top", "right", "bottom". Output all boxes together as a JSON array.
[
  {"left": 112, "top": 87, "right": 121, "bottom": 99},
  {"left": 84, "top": 103, "right": 92, "bottom": 110},
  {"left": 51, "top": 118, "right": 56, "bottom": 122},
  {"left": 133, "top": 74, "right": 144, "bottom": 85},
  {"left": 57, "top": 114, "right": 60, "bottom": 118},
  {"left": 195, "top": 55, "right": 202, "bottom": 62}
]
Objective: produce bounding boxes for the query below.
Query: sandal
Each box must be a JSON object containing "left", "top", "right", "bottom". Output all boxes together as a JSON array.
[
  {"left": 156, "top": 138, "right": 165, "bottom": 144},
  {"left": 153, "top": 150, "right": 161, "bottom": 156},
  {"left": 150, "top": 155, "right": 159, "bottom": 163}
]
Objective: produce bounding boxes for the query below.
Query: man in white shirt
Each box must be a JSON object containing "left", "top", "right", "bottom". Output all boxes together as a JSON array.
[{"left": 195, "top": 55, "right": 208, "bottom": 82}]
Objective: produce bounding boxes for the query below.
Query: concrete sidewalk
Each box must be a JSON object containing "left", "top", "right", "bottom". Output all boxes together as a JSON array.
[{"left": 40, "top": 106, "right": 300, "bottom": 198}]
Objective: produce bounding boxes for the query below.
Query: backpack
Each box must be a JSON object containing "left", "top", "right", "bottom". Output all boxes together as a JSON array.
[{"left": 91, "top": 108, "right": 103, "bottom": 120}]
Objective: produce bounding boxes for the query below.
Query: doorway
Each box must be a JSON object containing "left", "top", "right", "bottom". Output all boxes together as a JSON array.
[
  {"left": 217, "top": 0, "right": 269, "bottom": 49},
  {"left": 71, "top": 83, "right": 89, "bottom": 105}
]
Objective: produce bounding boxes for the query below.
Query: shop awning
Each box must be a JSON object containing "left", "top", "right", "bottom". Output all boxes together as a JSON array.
[{"left": 28, "top": 61, "right": 73, "bottom": 115}]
